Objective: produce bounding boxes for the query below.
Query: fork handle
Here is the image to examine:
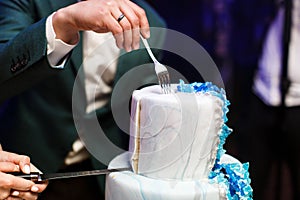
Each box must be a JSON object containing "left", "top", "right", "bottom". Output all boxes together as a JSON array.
[{"left": 140, "top": 35, "right": 158, "bottom": 63}]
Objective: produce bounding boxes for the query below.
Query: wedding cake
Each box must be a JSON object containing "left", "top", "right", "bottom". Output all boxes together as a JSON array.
[{"left": 106, "top": 81, "right": 252, "bottom": 200}]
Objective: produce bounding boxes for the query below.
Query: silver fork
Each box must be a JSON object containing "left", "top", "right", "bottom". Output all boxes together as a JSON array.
[{"left": 140, "top": 35, "right": 171, "bottom": 94}]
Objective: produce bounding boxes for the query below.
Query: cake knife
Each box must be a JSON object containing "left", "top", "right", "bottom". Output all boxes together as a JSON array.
[{"left": 10, "top": 167, "right": 131, "bottom": 182}]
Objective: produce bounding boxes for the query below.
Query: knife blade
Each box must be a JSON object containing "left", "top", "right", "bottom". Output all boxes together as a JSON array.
[{"left": 10, "top": 167, "right": 131, "bottom": 182}]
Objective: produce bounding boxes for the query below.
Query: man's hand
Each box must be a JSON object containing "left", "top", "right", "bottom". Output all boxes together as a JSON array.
[{"left": 52, "top": 0, "right": 150, "bottom": 52}]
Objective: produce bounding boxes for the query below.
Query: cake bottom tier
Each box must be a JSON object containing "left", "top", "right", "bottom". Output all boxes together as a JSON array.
[{"left": 105, "top": 152, "right": 238, "bottom": 200}]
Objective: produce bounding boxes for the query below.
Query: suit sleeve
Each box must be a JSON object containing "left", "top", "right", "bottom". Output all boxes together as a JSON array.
[{"left": 0, "top": 0, "right": 64, "bottom": 102}]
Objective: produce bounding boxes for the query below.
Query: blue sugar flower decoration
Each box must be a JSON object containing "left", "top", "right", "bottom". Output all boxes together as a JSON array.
[{"left": 178, "top": 80, "right": 253, "bottom": 200}]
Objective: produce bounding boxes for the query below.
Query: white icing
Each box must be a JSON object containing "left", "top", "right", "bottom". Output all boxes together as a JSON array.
[
  {"left": 129, "top": 85, "right": 224, "bottom": 180},
  {"left": 106, "top": 152, "right": 227, "bottom": 200},
  {"left": 104, "top": 84, "right": 238, "bottom": 200}
]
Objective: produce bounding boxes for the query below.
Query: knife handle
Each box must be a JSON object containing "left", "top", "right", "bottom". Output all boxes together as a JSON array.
[{"left": 9, "top": 172, "right": 42, "bottom": 182}]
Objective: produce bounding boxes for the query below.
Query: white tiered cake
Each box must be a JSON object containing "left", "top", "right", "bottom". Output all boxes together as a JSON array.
[{"left": 106, "top": 82, "right": 252, "bottom": 200}]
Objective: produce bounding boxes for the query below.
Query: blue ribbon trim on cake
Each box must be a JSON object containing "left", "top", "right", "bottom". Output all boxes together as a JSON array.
[{"left": 178, "top": 80, "right": 253, "bottom": 200}]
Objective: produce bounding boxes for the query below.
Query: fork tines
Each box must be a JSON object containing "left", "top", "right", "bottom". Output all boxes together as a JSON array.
[{"left": 157, "top": 71, "right": 171, "bottom": 94}]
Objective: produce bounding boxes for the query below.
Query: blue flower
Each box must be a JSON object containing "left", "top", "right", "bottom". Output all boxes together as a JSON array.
[{"left": 177, "top": 80, "right": 253, "bottom": 200}]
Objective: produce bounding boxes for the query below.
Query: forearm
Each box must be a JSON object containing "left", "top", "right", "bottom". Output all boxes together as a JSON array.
[
  {"left": 0, "top": 19, "right": 61, "bottom": 102},
  {"left": 46, "top": 13, "right": 77, "bottom": 67},
  {"left": 0, "top": 18, "right": 48, "bottom": 80}
]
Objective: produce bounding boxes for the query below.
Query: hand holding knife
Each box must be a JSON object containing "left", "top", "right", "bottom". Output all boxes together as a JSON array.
[{"left": 10, "top": 167, "right": 131, "bottom": 183}]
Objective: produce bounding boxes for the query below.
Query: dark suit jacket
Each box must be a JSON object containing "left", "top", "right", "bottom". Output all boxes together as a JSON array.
[{"left": 0, "top": 0, "right": 166, "bottom": 174}]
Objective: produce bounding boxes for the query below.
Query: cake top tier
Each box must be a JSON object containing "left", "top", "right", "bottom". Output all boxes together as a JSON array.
[
  {"left": 129, "top": 81, "right": 230, "bottom": 180},
  {"left": 128, "top": 81, "right": 252, "bottom": 199}
]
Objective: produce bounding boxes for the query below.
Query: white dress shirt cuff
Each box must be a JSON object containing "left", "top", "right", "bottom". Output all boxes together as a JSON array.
[{"left": 46, "top": 12, "right": 78, "bottom": 68}]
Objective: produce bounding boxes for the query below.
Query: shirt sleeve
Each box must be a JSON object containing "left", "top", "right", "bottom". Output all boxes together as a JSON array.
[{"left": 46, "top": 12, "right": 79, "bottom": 68}]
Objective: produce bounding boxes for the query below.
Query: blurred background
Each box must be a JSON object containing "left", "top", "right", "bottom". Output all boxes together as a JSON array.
[{"left": 146, "top": 0, "right": 293, "bottom": 199}]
